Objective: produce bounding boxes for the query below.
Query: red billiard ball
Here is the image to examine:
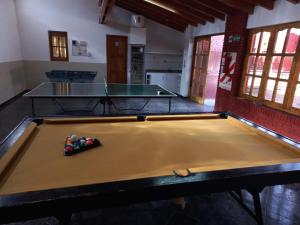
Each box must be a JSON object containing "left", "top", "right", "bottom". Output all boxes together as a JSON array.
[{"left": 65, "top": 145, "right": 73, "bottom": 152}]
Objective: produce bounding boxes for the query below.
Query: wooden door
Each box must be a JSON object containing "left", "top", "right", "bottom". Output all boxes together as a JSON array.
[
  {"left": 190, "top": 37, "right": 211, "bottom": 104},
  {"left": 107, "top": 35, "right": 128, "bottom": 83}
]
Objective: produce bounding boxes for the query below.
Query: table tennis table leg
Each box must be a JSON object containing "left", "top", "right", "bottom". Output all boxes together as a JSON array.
[
  {"left": 108, "top": 101, "right": 112, "bottom": 115},
  {"left": 168, "top": 97, "right": 171, "bottom": 113},
  {"left": 103, "top": 99, "right": 106, "bottom": 115},
  {"left": 106, "top": 98, "right": 114, "bottom": 115},
  {"left": 31, "top": 98, "right": 36, "bottom": 117}
]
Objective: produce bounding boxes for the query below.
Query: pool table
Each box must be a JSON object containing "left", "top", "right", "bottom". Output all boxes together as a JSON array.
[{"left": 0, "top": 113, "right": 300, "bottom": 225}]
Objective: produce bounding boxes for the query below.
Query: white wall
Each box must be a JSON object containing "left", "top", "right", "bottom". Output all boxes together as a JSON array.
[
  {"left": 14, "top": 0, "right": 184, "bottom": 64},
  {"left": 143, "top": 18, "right": 184, "bottom": 76},
  {"left": 0, "top": 0, "right": 26, "bottom": 104},
  {"left": 0, "top": 0, "right": 23, "bottom": 62},
  {"left": 192, "top": 19, "right": 226, "bottom": 37},
  {"left": 144, "top": 54, "right": 182, "bottom": 71},
  {"left": 179, "top": 26, "right": 194, "bottom": 96},
  {"left": 145, "top": 19, "right": 184, "bottom": 54},
  {"left": 247, "top": 0, "right": 300, "bottom": 28},
  {"left": 13, "top": 0, "right": 185, "bottom": 89},
  {"left": 15, "top": 0, "right": 131, "bottom": 63}
]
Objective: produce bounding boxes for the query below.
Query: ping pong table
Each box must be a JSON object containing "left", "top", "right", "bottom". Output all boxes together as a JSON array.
[{"left": 23, "top": 82, "right": 177, "bottom": 116}]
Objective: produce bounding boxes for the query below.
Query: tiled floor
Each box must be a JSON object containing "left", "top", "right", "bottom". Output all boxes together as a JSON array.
[
  {"left": 1, "top": 96, "right": 300, "bottom": 225},
  {"left": 4, "top": 187, "right": 300, "bottom": 225},
  {"left": 0, "top": 96, "right": 214, "bottom": 142}
]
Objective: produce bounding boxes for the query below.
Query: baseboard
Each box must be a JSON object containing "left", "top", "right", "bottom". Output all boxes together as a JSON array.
[
  {"left": 0, "top": 90, "right": 29, "bottom": 111},
  {"left": 176, "top": 93, "right": 188, "bottom": 98}
]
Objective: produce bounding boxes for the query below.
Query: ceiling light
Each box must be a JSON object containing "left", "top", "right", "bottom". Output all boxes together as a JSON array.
[{"left": 144, "top": 0, "right": 177, "bottom": 13}]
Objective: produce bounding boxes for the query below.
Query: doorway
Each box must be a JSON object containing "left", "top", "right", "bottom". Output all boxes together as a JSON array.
[
  {"left": 190, "top": 34, "right": 224, "bottom": 106},
  {"left": 129, "top": 45, "right": 145, "bottom": 84},
  {"left": 106, "top": 35, "right": 128, "bottom": 83}
]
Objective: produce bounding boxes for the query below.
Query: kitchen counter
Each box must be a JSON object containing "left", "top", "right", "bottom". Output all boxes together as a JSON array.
[{"left": 145, "top": 70, "right": 181, "bottom": 93}]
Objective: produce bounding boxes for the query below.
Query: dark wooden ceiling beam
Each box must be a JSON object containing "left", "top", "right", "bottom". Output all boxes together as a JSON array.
[
  {"left": 105, "top": 0, "right": 116, "bottom": 22},
  {"left": 116, "top": 0, "right": 187, "bottom": 31},
  {"left": 99, "top": 0, "right": 115, "bottom": 24},
  {"left": 112, "top": 0, "right": 281, "bottom": 31},
  {"left": 187, "top": 0, "right": 226, "bottom": 20},
  {"left": 158, "top": 0, "right": 214, "bottom": 23},
  {"left": 220, "top": 0, "right": 255, "bottom": 14},
  {"left": 159, "top": 0, "right": 206, "bottom": 25},
  {"left": 171, "top": 10, "right": 206, "bottom": 26},
  {"left": 121, "top": 0, "right": 194, "bottom": 27},
  {"left": 156, "top": 0, "right": 207, "bottom": 24},
  {"left": 99, "top": 0, "right": 108, "bottom": 24},
  {"left": 243, "top": 0, "right": 274, "bottom": 10},
  {"left": 130, "top": 0, "right": 201, "bottom": 26},
  {"left": 195, "top": 0, "right": 236, "bottom": 15}
]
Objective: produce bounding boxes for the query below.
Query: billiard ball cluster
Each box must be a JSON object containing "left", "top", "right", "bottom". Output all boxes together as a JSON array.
[{"left": 64, "top": 134, "right": 101, "bottom": 156}]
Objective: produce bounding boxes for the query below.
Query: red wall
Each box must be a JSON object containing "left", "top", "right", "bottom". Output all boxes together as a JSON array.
[{"left": 215, "top": 12, "right": 300, "bottom": 142}]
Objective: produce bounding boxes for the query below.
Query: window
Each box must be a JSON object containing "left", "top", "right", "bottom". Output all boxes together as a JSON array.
[
  {"left": 292, "top": 72, "right": 300, "bottom": 109},
  {"left": 241, "top": 22, "right": 300, "bottom": 115},
  {"left": 243, "top": 31, "right": 270, "bottom": 97},
  {"left": 48, "top": 31, "right": 69, "bottom": 61}
]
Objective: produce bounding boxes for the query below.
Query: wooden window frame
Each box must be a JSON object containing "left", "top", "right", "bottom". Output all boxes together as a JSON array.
[
  {"left": 240, "top": 21, "right": 300, "bottom": 116},
  {"left": 289, "top": 52, "right": 300, "bottom": 115},
  {"left": 48, "top": 31, "right": 69, "bottom": 62}
]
